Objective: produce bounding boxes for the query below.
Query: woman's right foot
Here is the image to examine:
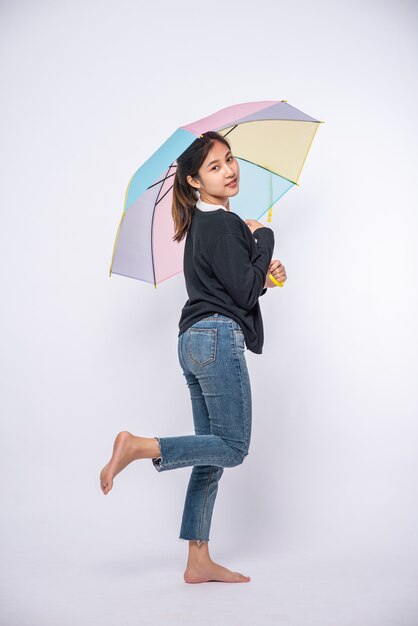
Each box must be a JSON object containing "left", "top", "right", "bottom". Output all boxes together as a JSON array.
[{"left": 184, "top": 560, "right": 251, "bottom": 584}]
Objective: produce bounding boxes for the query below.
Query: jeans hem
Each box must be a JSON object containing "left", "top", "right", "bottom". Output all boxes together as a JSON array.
[
  {"left": 179, "top": 537, "right": 209, "bottom": 545},
  {"left": 151, "top": 437, "right": 163, "bottom": 472}
]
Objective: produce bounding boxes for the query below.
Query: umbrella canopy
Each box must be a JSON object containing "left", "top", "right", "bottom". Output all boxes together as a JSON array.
[{"left": 109, "top": 100, "right": 323, "bottom": 286}]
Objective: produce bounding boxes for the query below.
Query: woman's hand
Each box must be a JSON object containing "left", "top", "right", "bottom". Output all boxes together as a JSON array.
[
  {"left": 264, "top": 259, "right": 287, "bottom": 288},
  {"left": 244, "top": 220, "right": 286, "bottom": 288},
  {"left": 245, "top": 218, "right": 266, "bottom": 234}
]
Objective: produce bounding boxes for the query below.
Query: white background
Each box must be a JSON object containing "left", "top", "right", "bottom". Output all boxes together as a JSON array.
[{"left": 1, "top": 0, "right": 417, "bottom": 624}]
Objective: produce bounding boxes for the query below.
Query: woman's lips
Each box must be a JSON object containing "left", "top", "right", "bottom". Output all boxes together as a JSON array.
[{"left": 226, "top": 178, "right": 237, "bottom": 187}]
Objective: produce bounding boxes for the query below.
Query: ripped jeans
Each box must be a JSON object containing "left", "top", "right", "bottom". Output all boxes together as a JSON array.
[{"left": 152, "top": 314, "right": 252, "bottom": 545}]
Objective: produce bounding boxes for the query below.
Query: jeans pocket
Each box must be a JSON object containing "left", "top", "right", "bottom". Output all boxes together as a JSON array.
[{"left": 188, "top": 328, "right": 217, "bottom": 366}]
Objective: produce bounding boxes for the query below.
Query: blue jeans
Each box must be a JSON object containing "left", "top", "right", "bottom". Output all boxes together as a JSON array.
[{"left": 152, "top": 313, "right": 252, "bottom": 544}]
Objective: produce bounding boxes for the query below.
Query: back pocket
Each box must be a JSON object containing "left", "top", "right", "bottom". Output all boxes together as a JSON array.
[{"left": 188, "top": 328, "right": 217, "bottom": 366}]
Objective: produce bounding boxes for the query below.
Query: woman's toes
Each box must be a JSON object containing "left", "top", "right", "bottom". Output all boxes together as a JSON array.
[
  {"left": 101, "top": 475, "right": 112, "bottom": 494},
  {"left": 100, "top": 463, "right": 113, "bottom": 494}
]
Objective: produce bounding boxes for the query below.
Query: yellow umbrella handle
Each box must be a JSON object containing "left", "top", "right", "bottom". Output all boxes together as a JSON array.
[{"left": 268, "top": 273, "right": 284, "bottom": 287}]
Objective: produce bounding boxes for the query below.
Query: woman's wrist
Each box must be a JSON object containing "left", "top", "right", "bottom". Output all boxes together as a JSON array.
[{"left": 264, "top": 274, "right": 278, "bottom": 288}]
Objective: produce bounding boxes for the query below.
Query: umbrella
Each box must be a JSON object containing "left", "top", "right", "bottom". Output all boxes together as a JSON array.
[{"left": 109, "top": 99, "right": 323, "bottom": 287}]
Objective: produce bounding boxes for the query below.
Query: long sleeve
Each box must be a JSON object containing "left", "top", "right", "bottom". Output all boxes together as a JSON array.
[
  {"left": 254, "top": 227, "right": 270, "bottom": 298},
  {"left": 210, "top": 227, "right": 274, "bottom": 311}
]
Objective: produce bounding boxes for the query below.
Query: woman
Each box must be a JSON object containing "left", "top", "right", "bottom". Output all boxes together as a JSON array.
[{"left": 100, "top": 131, "right": 287, "bottom": 584}]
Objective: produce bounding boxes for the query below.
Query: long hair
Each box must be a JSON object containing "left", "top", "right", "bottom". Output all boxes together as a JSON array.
[{"left": 172, "top": 131, "right": 231, "bottom": 243}]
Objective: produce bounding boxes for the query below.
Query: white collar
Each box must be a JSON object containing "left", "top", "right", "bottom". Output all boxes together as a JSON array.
[{"left": 196, "top": 196, "right": 229, "bottom": 212}]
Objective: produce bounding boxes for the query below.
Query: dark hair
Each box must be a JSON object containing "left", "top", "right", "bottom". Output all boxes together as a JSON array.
[{"left": 172, "top": 131, "right": 231, "bottom": 243}]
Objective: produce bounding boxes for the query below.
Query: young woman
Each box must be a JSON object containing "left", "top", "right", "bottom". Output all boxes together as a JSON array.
[{"left": 100, "top": 131, "right": 287, "bottom": 584}]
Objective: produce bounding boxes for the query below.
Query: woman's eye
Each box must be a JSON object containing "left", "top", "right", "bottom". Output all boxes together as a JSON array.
[{"left": 212, "top": 156, "right": 234, "bottom": 171}]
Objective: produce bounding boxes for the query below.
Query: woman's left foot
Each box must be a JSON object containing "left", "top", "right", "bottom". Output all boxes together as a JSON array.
[{"left": 100, "top": 431, "right": 143, "bottom": 494}]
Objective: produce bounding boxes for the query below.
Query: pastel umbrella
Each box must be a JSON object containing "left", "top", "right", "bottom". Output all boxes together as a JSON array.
[{"left": 109, "top": 100, "right": 323, "bottom": 287}]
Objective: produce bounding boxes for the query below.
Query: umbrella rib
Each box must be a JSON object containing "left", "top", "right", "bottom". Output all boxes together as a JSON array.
[
  {"left": 147, "top": 169, "right": 177, "bottom": 190},
  {"left": 219, "top": 125, "right": 238, "bottom": 138},
  {"left": 151, "top": 162, "right": 177, "bottom": 286},
  {"left": 155, "top": 184, "right": 174, "bottom": 206},
  {"left": 235, "top": 156, "right": 298, "bottom": 186}
]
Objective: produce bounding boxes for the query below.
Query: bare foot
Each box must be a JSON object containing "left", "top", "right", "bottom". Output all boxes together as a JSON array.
[
  {"left": 184, "top": 560, "right": 251, "bottom": 584},
  {"left": 100, "top": 431, "right": 149, "bottom": 494}
]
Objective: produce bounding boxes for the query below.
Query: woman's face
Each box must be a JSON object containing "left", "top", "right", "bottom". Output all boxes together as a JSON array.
[{"left": 187, "top": 140, "right": 240, "bottom": 206}]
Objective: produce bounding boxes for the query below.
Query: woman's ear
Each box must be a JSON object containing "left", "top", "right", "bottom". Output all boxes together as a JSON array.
[
  {"left": 186, "top": 174, "right": 201, "bottom": 190},
  {"left": 186, "top": 174, "right": 200, "bottom": 191}
]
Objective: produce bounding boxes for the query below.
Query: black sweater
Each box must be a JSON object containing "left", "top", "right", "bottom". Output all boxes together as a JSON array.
[{"left": 178, "top": 205, "right": 275, "bottom": 354}]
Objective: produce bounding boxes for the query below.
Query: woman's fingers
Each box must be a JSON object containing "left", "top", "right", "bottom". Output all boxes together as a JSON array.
[
  {"left": 269, "top": 259, "right": 283, "bottom": 271},
  {"left": 269, "top": 259, "right": 287, "bottom": 283}
]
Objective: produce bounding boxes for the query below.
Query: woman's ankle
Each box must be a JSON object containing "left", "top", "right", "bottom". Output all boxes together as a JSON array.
[
  {"left": 187, "top": 540, "right": 211, "bottom": 563},
  {"left": 129, "top": 435, "right": 161, "bottom": 460}
]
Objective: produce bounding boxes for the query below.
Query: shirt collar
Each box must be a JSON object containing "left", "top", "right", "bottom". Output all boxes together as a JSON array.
[{"left": 196, "top": 196, "right": 229, "bottom": 212}]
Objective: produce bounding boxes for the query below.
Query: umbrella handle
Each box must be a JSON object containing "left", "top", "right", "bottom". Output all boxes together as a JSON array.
[{"left": 268, "top": 273, "right": 285, "bottom": 287}]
